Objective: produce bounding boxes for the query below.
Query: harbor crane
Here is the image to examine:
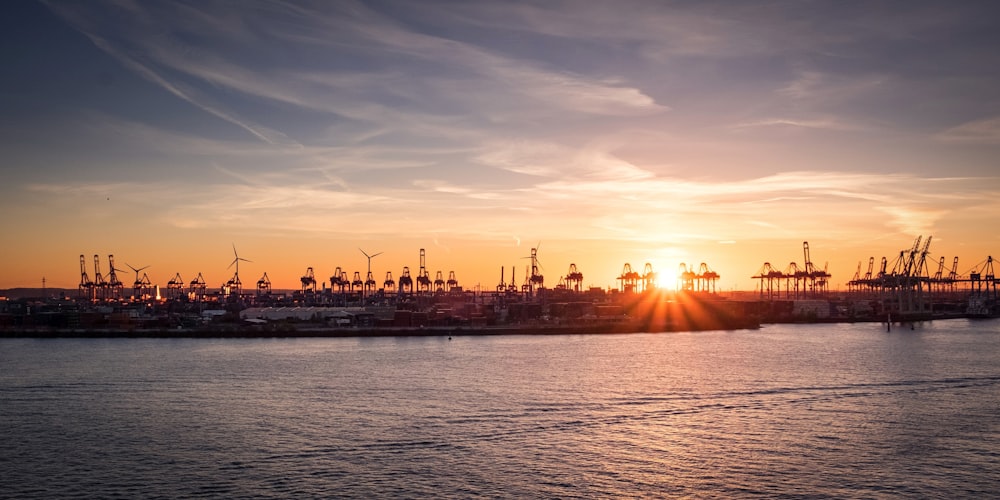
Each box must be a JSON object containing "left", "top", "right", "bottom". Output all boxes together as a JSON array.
[
  {"left": 257, "top": 273, "right": 272, "bottom": 295},
  {"left": 417, "top": 249, "right": 432, "bottom": 293},
  {"left": 189, "top": 273, "right": 207, "bottom": 299},
  {"left": 497, "top": 266, "right": 507, "bottom": 293},
  {"left": 642, "top": 263, "right": 656, "bottom": 291},
  {"left": 697, "top": 263, "right": 719, "bottom": 293},
  {"left": 434, "top": 271, "right": 446, "bottom": 293},
  {"left": 78, "top": 254, "right": 94, "bottom": 300},
  {"left": 166, "top": 272, "right": 185, "bottom": 299},
  {"left": 107, "top": 255, "right": 125, "bottom": 300},
  {"left": 679, "top": 263, "right": 697, "bottom": 292},
  {"left": 398, "top": 267, "right": 413, "bottom": 294},
  {"left": 300, "top": 267, "right": 317, "bottom": 293},
  {"left": 330, "top": 267, "right": 347, "bottom": 293},
  {"left": 93, "top": 255, "right": 107, "bottom": 301},
  {"left": 618, "top": 263, "right": 640, "bottom": 293},
  {"left": 565, "top": 264, "right": 583, "bottom": 292},
  {"left": 751, "top": 262, "right": 782, "bottom": 299}
]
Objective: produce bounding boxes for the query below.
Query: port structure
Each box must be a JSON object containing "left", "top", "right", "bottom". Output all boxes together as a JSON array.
[
  {"left": 300, "top": 267, "right": 317, "bottom": 293},
  {"left": 432, "top": 271, "right": 443, "bottom": 293},
  {"left": 672, "top": 263, "right": 718, "bottom": 293},
  {"left": 398, "top": 267, "right": 413, "bottom": 295},
  {"left": 56, "top": 240, "right": 999, "bottom": 325},
  {"left": 846, "top": 236, "right": 931, "bottom": 317},
  {"left": 416, "top": 249, "right": 432, "bottom": 293},
  {"left": 678, "top": 263, "right": 698, "bottom": 292},
  {"left": 189, "top": 273, "right": 207, "bottom": 299},
  {"left": 497, "top": 266, "right": 519, "bottom": 294},
  {"left": 92, "top": 255, "right": 107, "bottom": 301},
  {"left": 256, "top": 273, "right": 272, "bottom": 296},
  {"left": 166, "top": 273, "right": 185, "bottom": 299},
  {"left": 330, "top": 267, "right": 346, "bottom": 293},
  {"left": 107, "top": 255, "right": 125, "bottom": 300},
  {"left": 618, "top": 263, "right": 640, "bottom": 293},
  {"left": 642, "top": 263, "right": 657, "bottom": 291},
  {"left": 843, "top": 235, "right": 998, "bottom": 318},
  {"left": 69, "top": 243, "right": 722, "bottom": 309},
  {"left": 326, "top": 268, "right": 351, "bottom": 306},
  {"left": 497, "top": 266, "right": 507, "bottom": 293},
  {"left": 75, "top": 254, "right": 140, "bottom": 302},
  {"left": 928, "top": 256, "right": 961, "bottom": 294},
  {"left": 968, "top": 256, "right": 996, "bottom": 296},
  {"left": 78, "top": 254, "right": 94, "bottom": 301},
  {"left": 753, "top": 241, "right": 830, "bottom": 299},
  {"left": 965, "top": 256, "right": 997, "bottom": 316},
  {"left": 697, "top": 263, "right": 720, "bottom": 293},
  {"left": 528, "top": 247, "right": 544, "bottom": 292},
  {"left": 802, "top": 242, "right": 830, "bottom": 294},
  {"left": 565, "top": 264, "right": 583, "bottom": 292}
]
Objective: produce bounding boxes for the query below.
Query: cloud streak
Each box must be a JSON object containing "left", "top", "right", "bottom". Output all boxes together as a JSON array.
[{"left": 3, "top": 1, "right": 999, "bottom": 288}]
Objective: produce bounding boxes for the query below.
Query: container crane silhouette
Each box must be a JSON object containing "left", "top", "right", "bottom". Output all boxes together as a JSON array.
[
  {"left": 300, "top": 267, "right": 317, "bottom": 293},
  {"left": 565, "top": 264, "right": 583, "bottom": 292},
  {"left": 417, "top": 249, "right": 432, "bottom": 293},
  {"left": 107, "top": 255, "right": 125, "bottom": 300},
  {"left": 78, "top": 254, "right": 94, "bottom": 301}
]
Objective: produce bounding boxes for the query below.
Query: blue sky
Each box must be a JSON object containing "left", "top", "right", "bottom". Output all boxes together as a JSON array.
[{"left": 2, "top": 0, "right": 1000, "bottom": 290}]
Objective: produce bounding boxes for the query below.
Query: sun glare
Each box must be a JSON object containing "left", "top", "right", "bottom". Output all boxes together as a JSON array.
[{"left": 655, "top": 267, "right": 678, "bottom": 291}]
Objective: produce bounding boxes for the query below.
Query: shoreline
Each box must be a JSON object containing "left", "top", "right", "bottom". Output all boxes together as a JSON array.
[
  {"left": 2, "top": 318, "right": 762, "bottom": 338},
  {"left": 4, "top": 314, "right": 997, "bottom": 339}
]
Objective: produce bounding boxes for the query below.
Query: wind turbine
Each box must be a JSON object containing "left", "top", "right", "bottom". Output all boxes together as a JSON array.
[
  {"left": 227, "top": 244, "right": 252, "bottom": 295},
  {"left": 126, "top": 262, "right": 151, "bottom": 298},
  {"left": 359, "top": 248, "right": 383, "bottom": 275},
  {"left": 520, "top": 242, "right": 545, "bottom": 292},
  {"left": 359, "top": 248, "right": 383, "bottom": 299},
  {"left": 126, "top": 263, "right": 150, "bottom": 287}
]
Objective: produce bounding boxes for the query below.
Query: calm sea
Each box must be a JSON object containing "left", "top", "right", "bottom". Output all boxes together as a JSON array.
[{"left": 2, "top": 320, "right": 1000, "bottom": 498}]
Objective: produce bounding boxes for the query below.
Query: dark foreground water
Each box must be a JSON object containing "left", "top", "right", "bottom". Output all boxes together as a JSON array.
[{"left": 3, "top": 320, "right": 1000, "bottom": 498}]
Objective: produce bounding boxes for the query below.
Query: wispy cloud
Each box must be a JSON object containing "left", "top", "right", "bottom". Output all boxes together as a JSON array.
[
  {"left": 731, "top": 117, "right": 866, "bottom": 132},
  {"left": 23, "top": 170, "right": 992, "bottom": 249},
  {"left": 936, "top": 117, "right": 1000, "bottom": 144}
]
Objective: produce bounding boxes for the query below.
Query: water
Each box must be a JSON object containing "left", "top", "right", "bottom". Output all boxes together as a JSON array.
[{"left": 3, "top": 320, "right": 1000, "bottom": 498}]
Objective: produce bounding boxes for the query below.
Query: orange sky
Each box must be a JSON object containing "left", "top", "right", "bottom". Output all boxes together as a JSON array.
[{"left": 2, "top": 2, "right": 999, "bottom": 291}]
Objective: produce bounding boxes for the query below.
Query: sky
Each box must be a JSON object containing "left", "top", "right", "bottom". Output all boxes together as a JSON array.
[{"left": 2, "top": 0, "right": 999, "bottom": 293}]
